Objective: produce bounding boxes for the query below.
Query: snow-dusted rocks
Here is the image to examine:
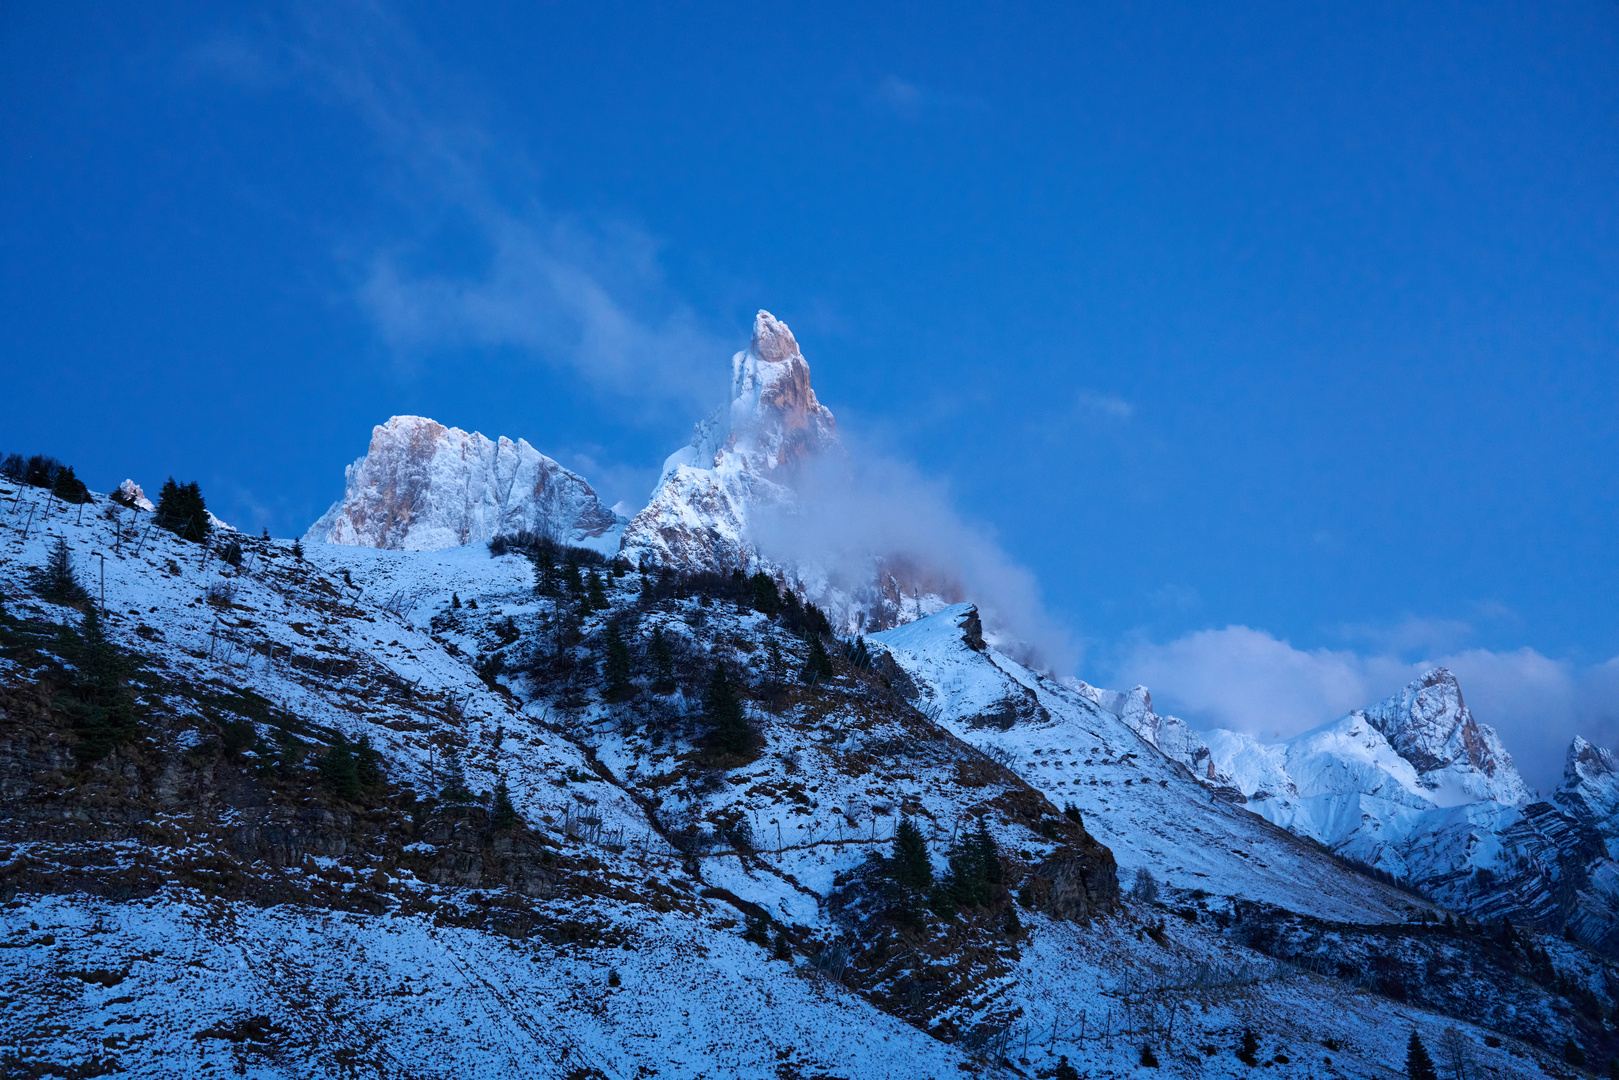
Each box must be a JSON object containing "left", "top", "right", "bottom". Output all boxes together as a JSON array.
[
  {"left": 619, "top": 311, "right": 839, "bottom": 571},
  {"left": 1557, "top": 737, "right": 1619, "bottom": 857},
  {"left": 1357, "top": 668, "right": 1530, "bottom": 805},
  {"left": 111, "top": 479, "right": 154, "bottom": 512},
  {"left": 304, "top": 415, "right": 626, "bottom": 554}
]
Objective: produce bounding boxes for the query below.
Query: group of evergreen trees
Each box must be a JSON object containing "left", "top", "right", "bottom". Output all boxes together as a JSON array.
[
  {"left": 317, "top": 733, "right": 384, "bottom": 802},
  {"left": 155, "top": 478, "right": 212, "bottom": 543},
  {"left": 886, "top": 815, "right": 1011, "bottom": 924},
  {"left": 0, "top": 453, "right": 91, "bottom": 503}
]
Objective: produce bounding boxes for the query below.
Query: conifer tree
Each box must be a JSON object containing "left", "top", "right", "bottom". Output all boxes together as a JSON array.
[
  {"left": 493, "top": 778, "right": 519, "bottom": 829},
  {"left": 156, "top": 478, "right": 211, "bottom": 543},
  {"left": 1564, "top": 1039, "right": 1587, "bottom": 1069},
  {"left": 749, "top": 571, "right": 781, "bottom": 616},
  {"left": 1237, "top": 1028, "right": 1260, "bottom": 1066},
  {"left": 648, "top": 625, "right": 675, "bottom": 693},
  {"left": 50, "top": 464, "right": 90, "bottom": 504},
  {"left": 702, "top": 663, "right": 752, "bottom": 757},
  {"left": 588, "top": 569, "right": 609, "bottom": 610},
  {"left": 56, "top": 608, "right": 137, "bottom": 760},
  {"left": 1139, "top": 1043, "right": 1159, "bottom": 1068},
  {"left": 1406, "top": 1031, "right": 1438, "bottom": 1080},
  {"left": 804, "top": 635, "right": 834, "bottom": 684},
  {"left": 564, "top": 557, "right": 583, "bottom": 596},
  {"left": 30, "top": 536, "right": 90, "bottom": 606},
  {"left": 602, "top": 621, "right": 635, "bottom": 702},
  {"left": 773, "top": 927, "right": 792, "bottom": 962},
  {"left": 319, "top": 735, "right": 362, "bottom": 801},
  {"left": 943, "top": 818, "right": 1004, "bottom": 908},
  {"left": 291, "top": 537, "right": 304, "bottom": 560},
  {"left": 1053, "top": 1057, "right": 1080, "bottom": 1080},
  {"left": 890, "top": 815, "right": 933, "bottom": 892},
  {"left": 441, "top": 749, "right": 473, "bottom": 803}
]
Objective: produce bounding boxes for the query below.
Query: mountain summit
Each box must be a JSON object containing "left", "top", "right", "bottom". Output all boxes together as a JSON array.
[
  {"left": 304, "top": 415, "right": 625, "bottom": 553},
  {"left": 619, "top": 310, "right": 840, "bottom": 571}
]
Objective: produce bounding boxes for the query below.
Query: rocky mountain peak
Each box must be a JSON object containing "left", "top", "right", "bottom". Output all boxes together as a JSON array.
[
  {"left": 620, "top": 311, "right": 839, "bottom": 572},
  {"left": 305, "top": 415, "right": 625, "bottom": 554},
  {"left": 1345, "top": 667, "right": 1530, "bottom": 805},
  {"left": 749, "top": 309, "right": 801, "bottom": 364}
]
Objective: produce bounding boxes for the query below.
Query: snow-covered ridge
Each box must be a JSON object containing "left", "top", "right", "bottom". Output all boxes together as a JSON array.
[{"left": 305, "top": 415, "right": 626, "bottom": 555}]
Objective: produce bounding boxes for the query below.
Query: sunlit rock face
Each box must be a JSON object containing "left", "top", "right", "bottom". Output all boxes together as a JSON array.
[{"left": 305, "top": 415, "right": 625, "bottom": 554}]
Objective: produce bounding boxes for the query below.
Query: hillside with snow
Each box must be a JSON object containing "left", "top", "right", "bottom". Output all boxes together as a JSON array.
[{"left": 3, "top": 468, "right": 1613, "bottom": 1078}]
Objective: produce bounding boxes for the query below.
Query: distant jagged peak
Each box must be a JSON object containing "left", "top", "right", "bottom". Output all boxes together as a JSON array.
[
  {"left": 1566, "top": 735, "right": 1617, "bottom": 781},
  {"left": 1353, "top": 666, "right": 1530, "bottom": 805},
  {"left": 305, "top": 414, "right": 625, "bottom": 554}
]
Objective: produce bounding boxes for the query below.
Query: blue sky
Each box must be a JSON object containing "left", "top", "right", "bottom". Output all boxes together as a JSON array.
[{"left": 3, "top": 2, "right": 1616, "bottom": 785}]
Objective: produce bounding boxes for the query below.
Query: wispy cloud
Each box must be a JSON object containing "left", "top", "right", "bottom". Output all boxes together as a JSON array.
[
  {"left": 870, "top": 75, "right": 989, "bottom": 121},
  {"left": 1074, "top": 390, "right": 1134, "bottom": 421},
  {"left": 1111, "top": 624, "right": 1619, "bottom": 793},
  {"left": 190, "top": 3, "right": 727, "bottom": 416}
]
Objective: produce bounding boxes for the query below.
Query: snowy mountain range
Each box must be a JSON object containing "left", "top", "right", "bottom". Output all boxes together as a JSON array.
[{"left": 5, "top": 310, "right": 1619, "bottom": 1076}]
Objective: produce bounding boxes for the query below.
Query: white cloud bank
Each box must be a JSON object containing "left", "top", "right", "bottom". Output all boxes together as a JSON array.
[{"left": 1113, "top": 626, "right": 1619, "bottom": 793}]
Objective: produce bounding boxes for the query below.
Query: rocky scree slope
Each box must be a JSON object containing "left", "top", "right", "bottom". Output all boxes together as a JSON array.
[{"left": 0, "top": 477, "right": 1609, "bottom": 1078}]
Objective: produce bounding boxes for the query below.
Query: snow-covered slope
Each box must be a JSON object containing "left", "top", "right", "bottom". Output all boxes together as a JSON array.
[
  {"left": 306, "top": 414, "right": 626, "bottom": 554},
  {"left": 3, "top": 473, "right": 1611, "bottom": 1078}
]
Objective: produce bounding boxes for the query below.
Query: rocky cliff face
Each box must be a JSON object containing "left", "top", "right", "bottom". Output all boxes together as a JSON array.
[
  {"left": 619, "top": 310, "right": 839, "bottom": 572},
  {"left": 304, "top": 415, "right": 626, "bottom": 554},
  {"left": 1355, "top": 668, "right": 1530, "bottom": 805}
]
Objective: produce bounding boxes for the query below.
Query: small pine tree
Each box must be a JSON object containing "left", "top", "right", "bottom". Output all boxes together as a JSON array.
[
  {"left": 1237, "top": 1028, "right": 1260, "bottom": 1066},
  {"left": 773, "top": 928, "right": 792, "bottom": 961},
  {"left": 1140, "top": 1043, "right": 1159, "bottom": 1068},
  {"left": 492, "top": 778, "right": 519, "bottom": 829},
  {"left": 292, "top": 537, "right": 304, "bottom": 560},
  {"left": 803, "top": 635, "right": 834, "bottom": 684},
  {"left": 942, "top": 818, "right": 1004, "bottom": 909},
  {"left": 319, "top": 736, "right": 361, "bottom": 801},
  {"left": 602, "top": 621, "right": 634, "bottom": 702},
  {"left": 354, "top": 734, "right": 383, "bottom": 789},
  {"left": 451, "top": 592, "right": 461, "bottom": 609},
  {"left": 1063, "top": 801, "right": 1084, "bottom": 825},
  {"left": 1406, "top": 1030, "right": 1438, "bottom": 1080},
  {"left": 29, "top": 536, "right": 90, "bottom": 606},
  {"left": 564, "top": 557, "right": 583, "bottom": 596},
  {"left": 1004, "top": 904, "right": 1022, "bottom": 938},
  {"left": 1053, "top": 1057, "right": 1080, "bottom": 1080},
  {"left": 220, "top": 538, "right": 243, "bottom": 567},
  {"left": 51, "top": 464, "right": 90, "bottom": 504},
  {"left": 890, "top": 815, "right": 933, "bottom": 892},
  {"left": 588, "top": 570, "right": 608, "bottom": 610},
  {"left": 702, "top": 663, "right": 753, "bottom": 758},
  {"left": 55, "top": 607, "right": 138, "bottom": 760},
  {"left": 648, "top": 625, "right": 675, "bottom": 693},
  {"left": 749, "top": 571, "right": 781, "bottom": 616},
  {"left": 441, "top": 749, "right": 472, "bottom": 803}
]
